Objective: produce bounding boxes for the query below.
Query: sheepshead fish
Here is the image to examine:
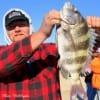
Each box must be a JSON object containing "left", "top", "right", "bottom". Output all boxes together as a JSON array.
[{"left": 56, "top": 2, "right": 96, "bottom": 100}]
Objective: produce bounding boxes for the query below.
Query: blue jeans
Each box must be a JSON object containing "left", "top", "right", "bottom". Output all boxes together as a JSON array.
[{"left": 86, "top": 82, "right": 96, "bottom": 100}]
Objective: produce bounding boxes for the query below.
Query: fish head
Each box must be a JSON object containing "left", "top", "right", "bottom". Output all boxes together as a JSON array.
[{"left": 60, "top": 2, "right": 84, "bottom": 26}]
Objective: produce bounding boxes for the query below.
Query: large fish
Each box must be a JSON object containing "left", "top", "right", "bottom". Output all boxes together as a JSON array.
[{"left": 56, "top": 2, "right": 96, "bottom": 100}]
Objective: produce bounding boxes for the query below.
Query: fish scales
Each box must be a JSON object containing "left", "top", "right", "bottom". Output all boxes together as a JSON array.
[
  {"left": 56, "top": 2, "right": 90, "bottom": 78},
  {"left": 56, "top": 2, "right": 92, "bottom": 99}
]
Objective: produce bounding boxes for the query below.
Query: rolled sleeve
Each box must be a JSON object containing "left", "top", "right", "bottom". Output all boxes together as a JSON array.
[
  {"left": 0, "top": 36, "right": 33, "bottom": 77},
  {"left": 29, "top": 43, "right": 57, "bottom": 61},
  {"left": 91, "top": 57, "right": 100, "bottom": 73}
]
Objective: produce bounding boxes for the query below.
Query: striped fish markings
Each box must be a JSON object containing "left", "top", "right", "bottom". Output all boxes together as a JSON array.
[{"left": 56, "top": 2, "right": 96, "bottom": 100}]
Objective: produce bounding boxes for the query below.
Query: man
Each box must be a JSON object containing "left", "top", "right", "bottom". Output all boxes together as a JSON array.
[
  {"left": 0, "top": 8, "right": 61, "bottom": 100},
  {"left": 86, "top": 16, "right": 100, "bottom": 54},
  {"left": 0, "top": 8, "right": 99, "bottom": 100},
  {"left": 90, "top": 48, "right": 100, "bottom": 100},
  {"left": 87, "top": 16, "right": 100, "bottom": 100}
]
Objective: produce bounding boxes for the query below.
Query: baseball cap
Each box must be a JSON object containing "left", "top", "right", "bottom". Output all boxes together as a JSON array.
[{"left": 5, "top": 10, "right": 29, "bottom": 26}]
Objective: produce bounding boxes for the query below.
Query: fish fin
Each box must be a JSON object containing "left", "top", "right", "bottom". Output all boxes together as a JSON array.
[
  {"left": 57, "top": 59, "right": 70, "bottom": 78},
  {"left": 80, "top": 28, "right": 97, "bottom": 77},
  {"left": 80, "top": 56, "right": 92, "bottom": 77},
  {"left": 60, "top": 66, "right": 70, "bottom": 79}
]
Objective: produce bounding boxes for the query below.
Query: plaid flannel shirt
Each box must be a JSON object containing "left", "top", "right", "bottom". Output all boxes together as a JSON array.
[
  {"left": 0, "top": 36, "right": 61, "bottom": 100},
  {"left": 0, "top": 35, "right": 99, "bottom": 100}
]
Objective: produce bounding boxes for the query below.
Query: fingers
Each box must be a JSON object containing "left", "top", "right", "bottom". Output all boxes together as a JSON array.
[
  {"left": 95, "top": 17, "right": 100, "bottom": 27},
  {"left": 92, "top": 16, "right": 96, "bottom": 27},
  {"left": 86, "top": 16, "right": 92, "bottom": 28},
  {"left": 46, "top": 9, "right": 61, "bottom": 25},
  {"left": 86, "top": 16, "right": 100, "bottom": 28},
  {"left": 38, "top": 9, "right": 61, "bottom": 38}
]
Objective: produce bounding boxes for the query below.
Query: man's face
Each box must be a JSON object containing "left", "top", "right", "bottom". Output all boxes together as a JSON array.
[{"left": 6, "top": 20, "right": 30, "bottom": 42}]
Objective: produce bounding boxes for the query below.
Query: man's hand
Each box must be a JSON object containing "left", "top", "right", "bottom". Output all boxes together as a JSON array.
[
  {"left": 38, "top": 10, "right": 61, "bottom": 38},
  {"left": 86, "top": 16, "right": 100, "bottom": 34}
]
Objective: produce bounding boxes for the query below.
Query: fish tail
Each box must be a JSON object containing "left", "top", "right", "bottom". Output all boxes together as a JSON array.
[{"left": 70, "top": 78, "right": 88, "bottom": 100}]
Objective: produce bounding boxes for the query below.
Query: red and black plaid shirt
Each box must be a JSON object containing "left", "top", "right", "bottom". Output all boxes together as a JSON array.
[{"left": 0, "top": 36, "right": 61, "bottom": 100}]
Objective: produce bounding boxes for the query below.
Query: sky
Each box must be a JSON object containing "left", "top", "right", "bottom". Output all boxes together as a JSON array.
[{"left": 0, "top": 0, "right": 100, "bottom": 45}]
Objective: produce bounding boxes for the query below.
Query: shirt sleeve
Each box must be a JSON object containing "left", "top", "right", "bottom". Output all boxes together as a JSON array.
[
  {"left": 91, "top": 57, "right": 100, "bottom": 89},
  {"left": 29, "top": 43, "right": 58, "bottom": 61},
  {"left": 91, "top": 57, "right": 100, "bottom": 73},
  {"left": 0, "top": 36, "right": 33, "bottom": 77}
]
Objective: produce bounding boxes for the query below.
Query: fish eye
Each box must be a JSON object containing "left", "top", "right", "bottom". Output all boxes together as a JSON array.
[{"left": 74, "top": 10, "right": 78, "bottom": 14}]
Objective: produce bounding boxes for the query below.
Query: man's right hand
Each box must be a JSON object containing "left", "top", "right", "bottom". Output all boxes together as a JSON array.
[{"left": 38, "top": 10, "right": 61, "bottom": 38}]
